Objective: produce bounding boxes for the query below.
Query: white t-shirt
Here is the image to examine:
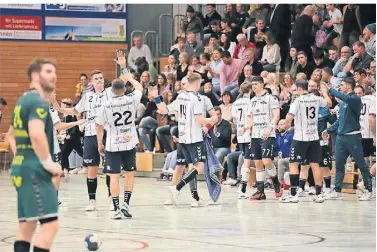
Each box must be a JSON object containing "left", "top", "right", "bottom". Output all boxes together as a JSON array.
[
  {"left": 248, "top": 92, "right": 279, "bottom": 139},
  {"left": 289, "top": 93, "right": 327, "bottom": 141},
  {"left": 168, "top": 93, "right": 214, "bottom": 117},
  {"left": 360, "top": 95, "right": 376, "bottom": 139},
  {"left": 75, "top": 89, "right": 112, "bottom": 137},
  {"left": 174, "top": 91, "right": 204, "bottom": 144},
  {"left": 49, "top": 105, "right": 61, "bottom": 154},
  {"left": 328, "top": 8, "right": 343, "bottom": 34},
  {"left": 96, "top": 90, "right": 142, "bottom": 152},
  {"left": 232, "top": 96, "right": 251, "bottom": 143}
]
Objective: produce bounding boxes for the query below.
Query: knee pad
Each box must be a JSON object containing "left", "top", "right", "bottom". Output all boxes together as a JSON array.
[{"left": 241, "top": 167, "right": 250, "bottom": 182}]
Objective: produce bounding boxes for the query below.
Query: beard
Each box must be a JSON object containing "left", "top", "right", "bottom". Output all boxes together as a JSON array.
[
  {"left": 39, "top": 75, "right": 55, "bottom": 93},
  {"left": 277, "top": 128, "right": 286, "bottom": 133}
]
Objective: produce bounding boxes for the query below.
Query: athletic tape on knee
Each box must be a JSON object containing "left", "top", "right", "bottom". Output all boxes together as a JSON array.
[
  {"left": 256, "top": 169, "right": 265, "bottom": 182},
  {"left": 241, "top": 167, "right": 250, "bottom": 182},
  {"left": 266, "top": 165, "right": 277, "bottom": 177}
]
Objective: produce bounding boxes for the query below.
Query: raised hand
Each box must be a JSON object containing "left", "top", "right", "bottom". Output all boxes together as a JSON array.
[
  {"left": 148, "top": 86, "right": 159, "bottom": 98},
  {"left": 115, "top": 50, "right": 127, "bottom": 68}
]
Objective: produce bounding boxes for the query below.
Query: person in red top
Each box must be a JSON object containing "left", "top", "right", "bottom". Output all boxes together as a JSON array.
[{"left": 232, "top": 34, "right": 257, "bottom": 61}]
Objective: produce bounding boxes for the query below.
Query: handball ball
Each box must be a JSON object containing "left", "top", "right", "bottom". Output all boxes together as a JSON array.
[{"left": 84, "top": 233, "right": 102, "bottom": 251}]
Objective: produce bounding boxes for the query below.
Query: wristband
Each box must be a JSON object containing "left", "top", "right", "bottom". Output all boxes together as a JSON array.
[
  {"left": 154, "top": 97, "right": 161, "bottom": 104},
  {"left": 206, "top": 124, "right": 212, "bottom": 131},
  {"left": 40, "top": 156, "right": 55, "bottom": 171}
]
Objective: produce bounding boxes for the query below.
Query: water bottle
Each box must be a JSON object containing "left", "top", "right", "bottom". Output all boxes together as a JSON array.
[{"left": 346, "top": 157, "right": 352, "bottom": 172}]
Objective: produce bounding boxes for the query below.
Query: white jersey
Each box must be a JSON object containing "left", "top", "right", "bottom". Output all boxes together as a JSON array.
[
  {"left": 289, "top": 93, "right": 327, "bottom": 141},
  {"left": 248, "top": 92, "right": 279, "bottom": 139},
  {"left": 360, "top": 95, "right": 376, "bottom": 139},
  {"left": 232, "top": 96, "right": 251, "bottom": 143},
  {"left": 49, "top": 105, "right": 61, "bottom": 155},
  {"left": 168, "top": 93, "right": 214, "bottom": 117},
  {"left": 96, "top": 90, "right": 142, "bottom": 152},
  {"left": 75, "top": 89, "right": 111, "bottom": 136},
  {"left": 174, "top": 91, "right": 204, "bottom": 144}
]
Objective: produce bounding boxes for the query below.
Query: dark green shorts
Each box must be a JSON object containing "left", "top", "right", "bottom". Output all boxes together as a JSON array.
[{"left": 11, "top": 161, "right": 58, "bottom": 222}]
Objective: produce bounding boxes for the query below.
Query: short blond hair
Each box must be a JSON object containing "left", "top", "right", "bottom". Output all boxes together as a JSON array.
[{"left": 296, "top": 72, "right": 307, "bottom": 81}]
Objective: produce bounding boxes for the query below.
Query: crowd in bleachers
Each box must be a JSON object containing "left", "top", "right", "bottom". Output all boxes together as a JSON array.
[{"left": 70, "top": 4, "right": 376, "bottom": 186}]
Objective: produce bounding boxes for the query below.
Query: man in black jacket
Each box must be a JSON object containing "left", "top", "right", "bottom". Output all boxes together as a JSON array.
[
  {"left": 314, "top": 50, "right": 335, "bottom": 69},
  {"left": 203, "top": 4, "right": 222, "bottom": 28},
  {"left": 291, "top": 5, "right": 315, "bottom": 62},
  {"left": 206, "top": 107, "right": 232, "bottom": 165},
  {"left": 296, "top": 51, "right": 316, "bottom": 78}
]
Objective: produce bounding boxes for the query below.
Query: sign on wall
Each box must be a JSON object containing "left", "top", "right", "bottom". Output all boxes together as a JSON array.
[
  {"left": 0, "top": 15, "right": 42, "bottom": 40},
  {"left": 45, "top": 4, "right": 126, "bottom": 12},
  {"left": 45, "top": 17, "right": 126, "bottom": 42},
  {"left": 0, "top": 4, "right": 42, "bottom": 10}
]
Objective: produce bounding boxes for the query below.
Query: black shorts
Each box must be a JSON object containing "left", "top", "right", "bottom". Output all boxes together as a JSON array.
[
  {"left": 239, "top": 143, "right": 251, "bottom": 160},
  {"left": 362, "top": 138, "right": 376, "bottom": 157},
  {"left": 176, "top": 144, "right": 187, "bottom": 166},
  {"left": 319, "top": 144, "right": 332, "bottom": 169},
  {"left": 104, "top": 148, "right": 136, "bottom": 174},
  {"left": 83, "top": 136, "right": 100, "bottom": 166},
  {"left": 180, "top": 142, "right": 206, "bottom": 165},
  {"left": 290, "top": 140, "right": 321, "bottom": 164},
  {"left": 250, "top": 138, "right": 275, "bottom": 160},
  {"left": 53, "top": 152, "right": 61, "bottom": 164}
]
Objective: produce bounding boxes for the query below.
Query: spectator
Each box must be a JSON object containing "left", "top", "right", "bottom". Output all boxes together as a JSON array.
[
  {"left": 184, "top": 32, "right": 204, "bottom": 58},
  {"left": 219, "top": 32, "right": 236, "bottom": 56},
  {"left": 265, "top": 73, "right": 280, "bottom": 96},
  {"left": 285, "top": 47, "right": 299, "bottom": 79},
  {"left": 296, "top": 72, "right": 308, "bottom": 81},
  {"left": 324, "top": 4, "right": 343, "bottom": 48},
  {"left": 0, "top": 97, "right": 7, "bottom": 135},
  {"left": 199, "top": 53, "right": 212, "bottom": 85},
  {"left": 223, "top": 4, "right": 234, "bottom": 21},
  {"left": 243, "top": 4, "right": 270, "bottom": 29},
  {"left": 219, "top": 50, "right": 245, "bottom": 97},
  {"left": 162, "top": 55, "right": 177, "bottom": 79},
  {"left": 344, "top": 41, "right": 373, "bottom": 73},
  {"left": 269, "top": 4, "right": 292, "bottom": 70},
  {"left": 239, "top": 65, "right": 253, "bottom": 87},
  {"left": 328, "top": 46, "right": 339, "bottom": 65},
  {"left": 280, "top": 73, "right": 296, "bottom": 115},
  {"left": 207, "top": 107, "right": 232, "bottom": 165},
  {"left": 367, "top": 60, "right": 376, "bottom": 84},
  {"left": 203, "top": 83, "right": 220, "bottom": 107},
  {"left": 233, "top": 4, "right": 249, "bottom": 36},
  {"left": 203, "top": 4, "right": 222, "bottom": 29},
  {"left": 238, "top": 48, "right": 263, "bottom": 84},
  {"left": 166, "top": 74, "right": 176, "bottom": 92},
  {"left": 232, "top": 33, "right": 257, "bottom": 61},
  {"left": 176, "top": 52, "right": 189, "bottom": 81},
  {"left": 313, "top": 4, "right": 328, "bottom": 24},
  {"left": 75, "top": 73, "right": 93, "bottom": 102},
  {"left": 333, "top": 46, "right": 351, "bottom": 79},
  {"left": 138, "top": 94, "right": 159, "bottom": 152},
  {"left": 340, "top": 4, "right": 362, "bottom": 48},
  {"left": 296, "top": 51, "right": 316, "bottom": 79},
  {"left": 140, "top": 71, "right": 152, "bottom": 105},
  {"left": 248, "top": 18, "right": 268, "bottom": 59},
  {"left": 276, "top": 119, "right": 294, "bottom": 185},
  {"left": 261, "top": 31, "right": 281, "bottom": 72},
  {"left": 310, "top": 68, "right": 323, "bottom": 86},
  {"left": 135, "top": 56, "right": 158, "bottom": 83},
  {"left": 128, "top": 35, "right": 153, "bottom": 70},
  {"left": 291, "top": 5, "right": 316, "bottom": 62},
  {"left": 313, "top": 50, "right": 335, "bottom": 69},
  {"left": 219, "top": 91, "right": 233, "bottom": 124},
  {"left": 322, "top": 67, "right": 340, "bottom": 89},
  {"left": 157, "top": 74, "right": 170, "bottom": 96},
  {"left": 182, "top": 6, "right": 204, "bottom": 43},
  {"left": 170, "top": 37, "right": 186, "bottom": 63},
  {"left": 204, "top": 33, "right": 219, "bottom": 55},
  {"left": 204, "top": 20, "right": 222, "bottom": 40},
  {"left": 208, "top": 48, "right": 223, "bottom": 95},
  {"left": 360, "top": 23, "right": 376, "bottom": 58},
  {"left": 156, "top": 91, "right": 174, "bottom": 153},
  {"left": 189, "top": 55, "right": 208, "bottom": 85},
  {"left": 354, "top": 69, "right": 375, "bottom": 95}
]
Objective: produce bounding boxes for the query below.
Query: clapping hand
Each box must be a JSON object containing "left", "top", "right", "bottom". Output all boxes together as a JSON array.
[{"left": 148, "top": 85, "right": 159, "bottom": 99}]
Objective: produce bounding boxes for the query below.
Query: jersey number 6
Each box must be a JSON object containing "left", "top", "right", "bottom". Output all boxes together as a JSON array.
[{"left": 113, "top": 111, "right": 132, "bottom": 126}]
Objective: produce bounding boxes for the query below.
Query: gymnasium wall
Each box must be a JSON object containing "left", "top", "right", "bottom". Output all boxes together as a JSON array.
[{"left": 0, "top": 41, "right": 127, "bottom": 129}]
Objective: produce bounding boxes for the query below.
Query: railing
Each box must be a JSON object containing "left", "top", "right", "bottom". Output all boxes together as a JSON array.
[{"left": 159, "top": 14, "right": 174, "bottom": 57}]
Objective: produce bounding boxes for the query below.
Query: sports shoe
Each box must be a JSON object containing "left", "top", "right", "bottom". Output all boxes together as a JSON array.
[
  {"left": 357, "top": 181, "right": 366, "bottom": 198},
  {"left": 238, "top": 192, "right": 248, "bottom": 199},
  {"left": 250, "top": 191, "right": 266, "bottom": 200},
  {"left": 168, "top": 186, "right": 180, "bottom": 206},
  {"left": 308, "top": 186, "right": 316, "bottom": 195},
  {"left": 164, "top": 198, "right": 173, "bottom": 205},
  {"left": 313, "top": 194, "right": 324, "bottom": 203},
  {"left": 223, "top": 178, "right": 237, "bottom": 186},
  {"left": 69, "top": 167, "right": 82, "bottom": 174},
  {"left": 297, "top": 188, "right": 307, "bottom": 197},
  {"left": 108, "top": 197, "right": 115, "bottom": 211},
  {"left": 78, "top": 167, "right": 88, "bottom": 174},
  {"left": 324, "top": 190, "right": 342, "bottom": 200},
  {"left": 191, "top": 199, "right": 208, "bottom": 207},
  {"left": 322, "top": 188, "right": 331, "bottom": 196},
  {"left": 121, "top": 203, "right": 132, "bottom": 218},
  {"left": 208, "top": 200, "right": 220, "bottom": 205},
  {"left": 58, "top": 201, "right": 68, "bottom": 207},
  {"left": 264, "top": 182, "right": 274, "bottom": 190},
  {"left": 85, "top": 200, "right": 96, "bottom": 211},
  {"left": 279, "top": 194, "right": 299, "bottom": 203},
  {"left": 111, "top": 209, "right": 123, "bottom": 220},
  {"left": 236, "top": 184, "right": 243, "bottom": 194},
  {"left": 359, "top": 191, "right": 373, "bottom": 201}
]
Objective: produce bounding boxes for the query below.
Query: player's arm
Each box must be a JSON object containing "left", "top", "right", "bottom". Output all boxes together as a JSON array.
[
  {"left": 55, "top": 119, "right": 85, "bottom": 132},
  {"left": 7, "top": 126, "right": 16, "bottom": 156},
  {"left": 148, "top": 86, "right": 169, "bottom": 115},
  {"left": 95, "top": 105, "right": 105, "bottom": 155},
  {"left": 320, "top": 84, "right": 332, "bottom": 107},
  {"left": 28, "top": 106, "right": 61, "bottom": 175},
  {"left": 285, "top": 99, "right": 298, "bottom": 127},
  {"left": 121, "top": 72, "right": 143, "bottom": 92},
  {"left": 51, "top": 96, "right": 80, "bottom": 115},
  {"left": 329, "top": 88, "right": 359, "bottom": 106}
]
